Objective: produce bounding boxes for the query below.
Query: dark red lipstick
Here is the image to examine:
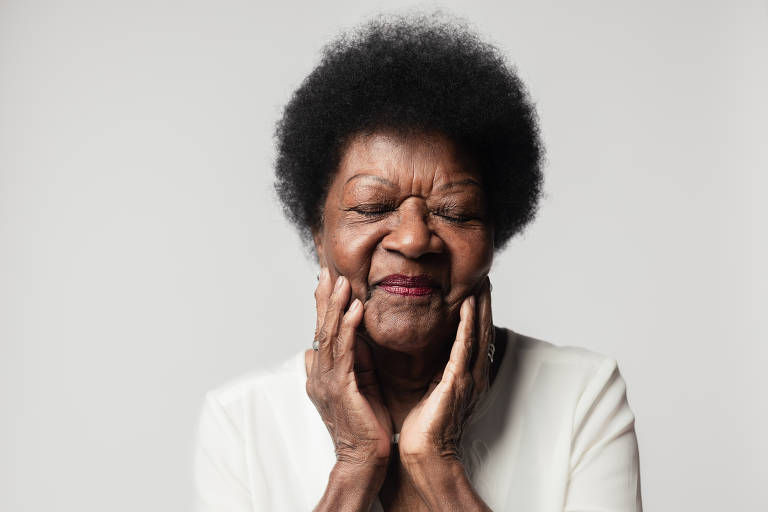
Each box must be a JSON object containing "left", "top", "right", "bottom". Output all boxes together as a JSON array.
[{"left": 378, "top": 274, "right": 437, "bottom": 297}]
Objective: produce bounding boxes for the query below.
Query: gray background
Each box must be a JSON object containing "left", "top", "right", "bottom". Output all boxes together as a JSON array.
[{"left": 1, "top": 0, "right": 766, "bottom": 510}]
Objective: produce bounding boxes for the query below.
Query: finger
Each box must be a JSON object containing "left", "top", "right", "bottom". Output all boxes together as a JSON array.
[
  {"left": 472, "top": 277, "right": 493, "bottom": 391},
  {"left": 354, "top": 338, "right": 378, "bottom": 393},
  {"left": 311, "top": 268, "right": 332, "bottom": 376},
  {"left": 317, "top": 275, "right": 350, "bottom": 372},
  {"left": 444, "top": 296, "right": 475, "bottom": 382},
  {"left": 335, "top": 298, "right": 363, "bottom": 374},
  {"left": 314, "top": 267, "right": 332, "bottom": 337}
]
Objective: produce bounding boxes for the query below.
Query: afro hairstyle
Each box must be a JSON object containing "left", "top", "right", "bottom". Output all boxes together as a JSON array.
[{"left": 274, "top": 13, "right": 544, "bottom": 250}]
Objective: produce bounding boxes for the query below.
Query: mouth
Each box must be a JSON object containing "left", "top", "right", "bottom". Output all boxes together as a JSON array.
[{"left": 377, "top": 274, "right": 439, "bottom": 297}]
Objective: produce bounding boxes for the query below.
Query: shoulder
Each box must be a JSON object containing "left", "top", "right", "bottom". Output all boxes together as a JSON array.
[
  {"left": 506, "top": 329, "right": 635, "bottom": 428},
  {"left": 209, "top": 351, "right": 304, "bottom": 401},
  {"left": 502, "top": 334, "right": 642, "bottom": 508},
  {"left": 509, "top": 330, "right": 621, "bottom": 384},
  {"left": 494, "top": 330, "right": 633, "bottom": 425},
  {"left": 198, "top": 351, "right": 307, "bottom": 438},
  {"left": 195, "top": 352, "right": 313, "bottom": 507}
]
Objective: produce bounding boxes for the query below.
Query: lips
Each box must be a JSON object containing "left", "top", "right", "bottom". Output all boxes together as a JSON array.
[{"left": 378, "top": 274, "right": 438, "bottom": 297}]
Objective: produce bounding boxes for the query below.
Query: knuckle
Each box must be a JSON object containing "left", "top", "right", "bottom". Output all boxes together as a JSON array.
[
  {"left": 341, "top": 311, "right": 355, "bottom": 328},
  {"left": 333, "top": 333, "right": 344, "bottom": 353},
  {"left": 456, "top": 380, "right": 473, "bottom": 402}
]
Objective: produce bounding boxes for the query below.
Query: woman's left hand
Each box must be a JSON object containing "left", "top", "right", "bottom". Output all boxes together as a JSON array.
[{"left": 397, "top": 277, "right": 494, "bottom": 509}]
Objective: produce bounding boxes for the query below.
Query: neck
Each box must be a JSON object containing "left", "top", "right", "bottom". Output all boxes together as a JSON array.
[{"left": 369, "top": 339, "right": 451, "bottom": 429}]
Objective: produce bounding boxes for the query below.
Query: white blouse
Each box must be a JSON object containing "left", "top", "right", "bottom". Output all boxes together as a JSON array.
[{"left": 195, "top": 330, "right": 643, "bottom": 511}]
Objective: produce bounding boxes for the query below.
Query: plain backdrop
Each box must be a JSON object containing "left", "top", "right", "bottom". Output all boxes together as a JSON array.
[{"left": 1, "top": 1, "right": 766, "bottom": 511}]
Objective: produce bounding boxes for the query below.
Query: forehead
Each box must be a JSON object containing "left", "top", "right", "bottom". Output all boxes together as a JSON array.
[{"left": 333, "top": 131, "right": 480, "bottom": 193}]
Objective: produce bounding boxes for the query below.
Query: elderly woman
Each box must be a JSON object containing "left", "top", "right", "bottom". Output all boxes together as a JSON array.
[{"left": 195, "top": 15, "right": 642, "bottom": 512}]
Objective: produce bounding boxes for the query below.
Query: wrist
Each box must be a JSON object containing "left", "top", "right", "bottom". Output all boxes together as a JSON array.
[
  {"left": 400, "top": 444, "right": 459, "bottom": 478},
  {"left": 314, "top": 461, "right": 388, "bottom": 512},
  {"left": 333, "top": 459, "right": 388, "bottom": 484},
  {"left": 402, "top": 452, "right": 461, "bottom": 489},
  {"left": 403, "top": 457, "right": 489, "bottom": 512}
]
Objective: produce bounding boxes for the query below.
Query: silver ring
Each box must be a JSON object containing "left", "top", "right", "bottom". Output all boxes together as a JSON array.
[
  {"left": 487, "top": 343, "right": 496, "bottom": 363},
  {"left": 312, "top": 339, "right": 319, "bottom": 351}
]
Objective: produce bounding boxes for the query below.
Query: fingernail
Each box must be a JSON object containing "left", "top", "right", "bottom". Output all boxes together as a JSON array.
[
  {"left": 350, "top": 298, "right": 361, "bottom": 312},
  {"left": 320, "top": 268, "right": 329, "bottom": 283},
  {"left": 469, "top": 296, "right": 476, "bottom": 307},
  {"left": 334, "top": 275, "right": 344, "bottom": 290}
]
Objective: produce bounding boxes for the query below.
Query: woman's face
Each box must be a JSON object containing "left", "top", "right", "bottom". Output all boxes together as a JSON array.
[{"left": 314, "top": 131, "right": 494, "bottom": 353}]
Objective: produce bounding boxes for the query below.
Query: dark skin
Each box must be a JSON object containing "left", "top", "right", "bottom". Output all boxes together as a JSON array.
[{"left": 305, "top": 131, "right": 503, "bottom": 511}]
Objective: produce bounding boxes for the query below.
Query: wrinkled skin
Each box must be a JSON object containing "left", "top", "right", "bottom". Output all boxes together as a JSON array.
[
  {"left": 315, "top": 131, "right": 492, "bottom": 352},
  {"left": 305, "top": 131, "right": 496, "bottom": 511}
]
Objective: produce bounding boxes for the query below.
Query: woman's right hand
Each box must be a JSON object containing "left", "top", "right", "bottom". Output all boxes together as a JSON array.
[{"left": 306, "top": 269, "right": 392, "bottom": 508}]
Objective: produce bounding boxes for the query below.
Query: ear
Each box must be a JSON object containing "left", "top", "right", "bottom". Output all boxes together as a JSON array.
[{"left": 312, "top": 229, "right": 326, "bottom": 267}]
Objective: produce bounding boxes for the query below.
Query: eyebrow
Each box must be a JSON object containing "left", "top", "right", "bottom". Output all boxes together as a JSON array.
[
  {"left": 344, "top": 173, "right": 396, "bottom": 187},
  {"left": 345, "top": 173, "right": 481, "bottom": 191},
  {"left": 435, "top": 178, "right": 482, "bottom": 191}
]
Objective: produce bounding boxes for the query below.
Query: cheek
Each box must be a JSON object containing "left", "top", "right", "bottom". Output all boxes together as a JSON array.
[
  {"left": 448, "top": 231, "right": 493, "bottom": 293},
  {"left": 325, "top": 225, "right": 383, "bottom": 295}
]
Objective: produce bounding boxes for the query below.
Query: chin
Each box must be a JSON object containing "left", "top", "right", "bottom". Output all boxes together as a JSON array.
[{"left": 362, "top": 309, "right": 448, "bottom": 354}]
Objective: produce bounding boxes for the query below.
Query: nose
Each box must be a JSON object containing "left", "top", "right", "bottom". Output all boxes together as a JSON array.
[{"left": 381, "top": 199, "right": 444, "bottom": 259}]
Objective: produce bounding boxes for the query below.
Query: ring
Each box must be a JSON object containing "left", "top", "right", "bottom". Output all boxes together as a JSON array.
[
  {"left": 312, "top": 339, "right": 319, "bottom": 351},
  {"left": 487, "top": 343, "right": 496, "bottom": 363}
]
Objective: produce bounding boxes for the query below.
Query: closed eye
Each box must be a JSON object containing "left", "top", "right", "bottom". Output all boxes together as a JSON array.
[
  {"left": 345, "top": 203, "right": 396, "bottom": 217},
  {"left": 432, "top": 207, "right": 477, "bottom": 224},
  {"left": 344, "top": 203, "right": 481, "bottom": 224},
  {"left": 436, "top": 213, "right": 469, "bottom": 223}
]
